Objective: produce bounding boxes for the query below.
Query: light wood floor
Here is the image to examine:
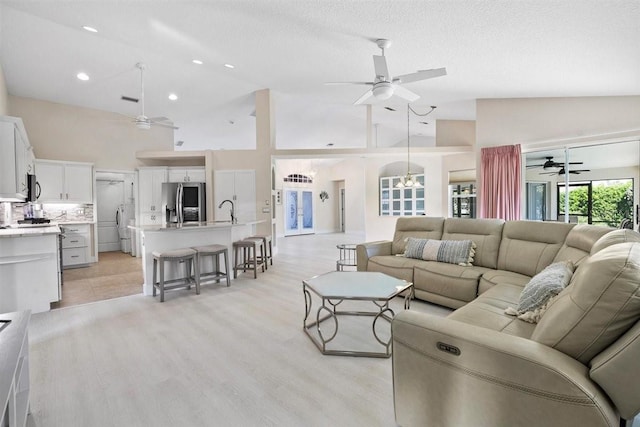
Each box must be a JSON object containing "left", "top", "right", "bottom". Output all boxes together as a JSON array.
[
  {"left": 27, "top": 233, "right": 451, "bottom": 427},
  {"left": 52, "top": 251, "right": 143, "bottom": 309}
]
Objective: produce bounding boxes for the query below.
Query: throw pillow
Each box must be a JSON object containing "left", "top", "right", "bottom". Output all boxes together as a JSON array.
[
  {"left": 404, "top": 238, "right": 475, "bottom": 266},
  {"left": 504, "top": 261, "right": 574, "bottom": 324}
]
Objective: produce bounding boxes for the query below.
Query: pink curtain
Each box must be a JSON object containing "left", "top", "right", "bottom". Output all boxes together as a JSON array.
[{"left": 479, "top": 144, "right": 521, "bottom": 220}]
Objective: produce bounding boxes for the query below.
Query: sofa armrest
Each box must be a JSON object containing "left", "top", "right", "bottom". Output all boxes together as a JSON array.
[
  {"left": 392, "top": 311, "right": 618, "bottom": 427},
  {"left": 356, "top": 241, "right": 392, "bottom": 271}
]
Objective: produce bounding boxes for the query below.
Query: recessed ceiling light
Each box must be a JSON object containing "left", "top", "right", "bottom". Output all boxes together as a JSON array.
[
  {"left": 224, "top": 63, "right": 235, "bottom": 69},
  {"left": 168, "top": 93, "right": 178, "bottom": 101},
  {"left": 192, "top": 59, "right": 203, "bottom": 65},
  {"left": 82, "top": 26, "right": 98, "bottom": 33},
  {"left": 76, "top": 72, "right": 90, "bottom": 81}
]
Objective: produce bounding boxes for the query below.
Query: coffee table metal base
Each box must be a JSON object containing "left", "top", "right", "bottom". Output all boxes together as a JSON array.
[{"left": 303, "top": 284, "right": 413, "bottom": 358}]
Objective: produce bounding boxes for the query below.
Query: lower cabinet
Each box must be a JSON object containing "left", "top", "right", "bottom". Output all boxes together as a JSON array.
[
  {"left": 60, "top": 224, "right": 91, "bottom": 268},
  {"left": 0, "top": 311, "right": 30, "bottom": 427}
]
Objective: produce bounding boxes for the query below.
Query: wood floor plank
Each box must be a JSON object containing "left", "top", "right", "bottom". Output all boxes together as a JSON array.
[{"left": 28, "top": 233, "right": 452, "bottom": 426}]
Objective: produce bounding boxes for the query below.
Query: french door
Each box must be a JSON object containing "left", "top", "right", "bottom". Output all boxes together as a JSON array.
[{"left": 284, "top": 188, "right": 314, "bottom": 236}]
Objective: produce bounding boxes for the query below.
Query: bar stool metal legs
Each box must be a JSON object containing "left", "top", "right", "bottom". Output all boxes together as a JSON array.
[
  {"left": 152, "top": 248, "right": 199, "bottom": 302},
  {"left": 192, "top": 244, "right": 231, "bottom": 287}
]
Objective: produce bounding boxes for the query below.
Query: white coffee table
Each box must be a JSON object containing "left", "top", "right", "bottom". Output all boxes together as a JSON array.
[{"left": 303, "top": 271, "right": 413, "bottom": 358}]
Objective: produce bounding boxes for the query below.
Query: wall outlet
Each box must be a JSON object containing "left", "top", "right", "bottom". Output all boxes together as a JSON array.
[
  {"left": 76, "top": 208, "right": 85, "bottom": 215},
  {"left": 262, "top": 207, "right": 270, "bottom": 213}
]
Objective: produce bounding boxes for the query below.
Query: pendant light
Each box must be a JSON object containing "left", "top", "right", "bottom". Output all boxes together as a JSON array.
[{"left": 396, "top": 104, "right": 436, "bottom": 188}]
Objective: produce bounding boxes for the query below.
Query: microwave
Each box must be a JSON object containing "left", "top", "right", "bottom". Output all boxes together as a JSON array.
[{"left": 27, "top": 174, "right": 41, "bottom": 202}]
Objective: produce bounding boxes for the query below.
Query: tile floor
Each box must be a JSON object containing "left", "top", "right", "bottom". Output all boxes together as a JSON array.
[{"left": 51, "top": 251, "right": 143, "bottom": 309}]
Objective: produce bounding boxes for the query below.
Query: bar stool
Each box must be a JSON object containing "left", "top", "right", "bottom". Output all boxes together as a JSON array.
[
  {"left": 152, "top": 248, "right": 199, "bottom": 302},
  {"left": 249, "top": 234, "right": 273, "bottom": 268},
  {"left": 233, "top": 239, "right": 265, "bottom": 279},
  {"left": 192, "top": 244, "right": 230, "bottom": 287},
  {"left": 244, "top": 236, "right": 268, "bottom": 271}
]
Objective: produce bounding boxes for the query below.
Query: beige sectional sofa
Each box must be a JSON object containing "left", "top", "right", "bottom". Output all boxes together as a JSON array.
[{"left": 356, "top": 217, "right": 640, "bottom": 426}]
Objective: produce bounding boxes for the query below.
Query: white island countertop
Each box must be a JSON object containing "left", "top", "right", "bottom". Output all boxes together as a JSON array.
[
  {"left": 129, "top": 220, "right": 263, "bottom": 232},
  {"left": 0, "top": 225, "right": 61, "bottom": 238}
]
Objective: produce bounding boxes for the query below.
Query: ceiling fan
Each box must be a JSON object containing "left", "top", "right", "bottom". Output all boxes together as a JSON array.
[
  {"left": 121, "top": 63, "right": 178, "bottom": 130},
  {"left": 326, "top": 39, "right": 447, "bottom": 105},
  {"left": 527, "top": 156, "right": 583, "bottom": 170},
  {"left": 541, "top": 167, "right": 591, "bottom": 175}
]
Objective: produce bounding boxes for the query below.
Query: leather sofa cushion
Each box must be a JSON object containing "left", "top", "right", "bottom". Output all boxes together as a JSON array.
[
  {"left": 448, "top": 283, "right": 537, "bottom": 339},
  {"left": 553, "top": 225, "right": 612, "bottom": 266},
  {"left": 442, "top": 217, "right": 504, "bottom": 269},
  {"left": 590, "top": 228, "right": 640, "bottom": 255},
  {"left": 497, "top": 220, "right": 574, "bottom": 277},
  {"left": 478, "top": 269, "right": 531, "bottom": 294},
  {"left": 367, "top": 255, "right": 425, "bottom": 283},
  {"left": 392, "top": 217, "right": 444, "bottom": 255},
  {"left": 532, "top": 242, "right": 640, "bottom": 364},
  {"left": 413, "top": 262, "right": 492, "bottom": 303}
]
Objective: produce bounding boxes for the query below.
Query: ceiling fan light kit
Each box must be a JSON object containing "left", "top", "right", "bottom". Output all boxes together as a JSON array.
[{"left": 372, "top": 82, "right": 393, "bottom": 100}]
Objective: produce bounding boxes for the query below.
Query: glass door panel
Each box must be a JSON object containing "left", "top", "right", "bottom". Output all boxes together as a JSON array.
[{"left": 284, "top": 188, "right": 314, "bottom": 236}]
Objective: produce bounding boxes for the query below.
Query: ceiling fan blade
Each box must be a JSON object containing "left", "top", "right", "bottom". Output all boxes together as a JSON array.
[
  {"left": 527, "top": 164, "right": 545, "bottom": 168},
  {"left": 149, "top": 116, "right": 171, "bottom": 122},
  {"left": 153, "top": 122, "right": 179, "bottom": 130},
  {"left": 373, "top": 55, "right": 390, "bottom": 80},
  {"left": 392, "top": 84, "right": 420, "bottom": 102},
  {"left": 324, "top": 81, "right": 374, "bottom": 86},
  {"left": 393, "top": 67, "right": 447, "bottom": 84},
  {"left": 354, "top": 89, "right": 374, "bottom": 105}
]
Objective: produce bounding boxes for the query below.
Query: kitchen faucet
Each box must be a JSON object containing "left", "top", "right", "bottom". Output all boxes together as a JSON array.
[{"left": 218, "top": 199, "right": 236, "bottom": 224}]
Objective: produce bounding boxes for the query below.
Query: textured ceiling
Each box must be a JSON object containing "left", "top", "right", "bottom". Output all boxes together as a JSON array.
[{"left": 1, "top": 1, "right": 639, "bottom": 151}]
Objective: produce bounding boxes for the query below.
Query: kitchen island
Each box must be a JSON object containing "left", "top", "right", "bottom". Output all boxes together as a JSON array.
[
  {"left": 0, "top": 225, "right": 61, "bottom": 314},
  {"left": 130, "top": 221, "right": 263, "bottom": 296}
]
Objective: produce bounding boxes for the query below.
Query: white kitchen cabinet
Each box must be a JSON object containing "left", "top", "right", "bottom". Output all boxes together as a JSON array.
[
  {"left": 167, "top": 167, "right": 206, "bottom": 183},
  {"left": 34, "top": 160, "right": 93, "bottom": 203},
  {"left": 138, "top": 168, "right": 167, "bottom": 224},
  {"left": 60, "top": 224, "right": 92, "bottom": 268},
  {"left": 139, "top": 212, "right": 163, "bottom": 225},
  {"left": 214, "top": 170, "right": 256, "bottom": 223},
  {"left": 0, "top": 116, "right": 32, "bottom": 201}
]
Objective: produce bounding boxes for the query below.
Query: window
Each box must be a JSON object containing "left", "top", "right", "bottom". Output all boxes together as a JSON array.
[
  {"left": 283, "top": 173, "right": 313, "bottom": 184},
  {"left": 450, "top": 183, "right": 476, "bottom": 218},
  {"left": 380, "top": 174, "right": 425, "bottom": 216},
  {"left": 557, "top": 179, "right": 633, "bottom": 227}
]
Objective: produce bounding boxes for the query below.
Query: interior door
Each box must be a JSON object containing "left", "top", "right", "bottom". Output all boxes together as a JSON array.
[
  {"left": 97, "top": 180, "right": 124, "bottom": 252},
  {"left": 284, "top": 188, "right": 314, "bottom": 236}
]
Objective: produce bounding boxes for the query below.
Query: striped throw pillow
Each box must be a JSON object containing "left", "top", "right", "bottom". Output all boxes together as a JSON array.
[{"left": 404, "top": 238, "right": 475, "bottom": 266}]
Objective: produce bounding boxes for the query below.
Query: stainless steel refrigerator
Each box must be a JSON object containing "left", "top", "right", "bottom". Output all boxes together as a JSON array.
[{"left": 162, "top": 182, "right": 206, "bottom": 224}]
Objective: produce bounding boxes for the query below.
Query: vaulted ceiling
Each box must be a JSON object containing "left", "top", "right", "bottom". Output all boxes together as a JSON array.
[{"left": 1, "top": 1, "right": 639, "bottom": 151}]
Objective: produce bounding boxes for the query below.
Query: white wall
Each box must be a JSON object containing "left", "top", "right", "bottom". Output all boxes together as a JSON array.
[
  {"left": 328, "top": 158, "right": 366, "bottom": 236},
  {"left": 8, "top": 95, "right": 174, "bottom": 169},
  {"left": 0, "top": 63, "right": 8, "bottom": 116}
]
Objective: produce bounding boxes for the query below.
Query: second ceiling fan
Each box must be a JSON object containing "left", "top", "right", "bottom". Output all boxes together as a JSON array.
[
  {"left": 326, "top": 39, "right": 447, "bottom": 105},
  {"left": 121, "top": 63, "right": 178, "bottom": 130}
]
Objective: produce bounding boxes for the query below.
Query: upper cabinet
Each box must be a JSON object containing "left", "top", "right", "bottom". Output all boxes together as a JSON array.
[
  {"left": 214, "top": 170, "right": 256, "bottom": 223},
  {"left": 167, "top": 167, "right": 206, "bottom": 183},
  {"left": 138, "top": 167, "right": 168, "bottom": 215},
  {"left": 34, "top": 160, "right": 94, "bottom": 203},
  {"left": 0, "top": 116, "right": 33, "bottom": 201}
]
